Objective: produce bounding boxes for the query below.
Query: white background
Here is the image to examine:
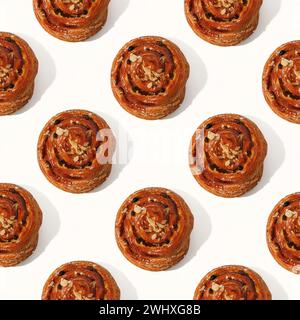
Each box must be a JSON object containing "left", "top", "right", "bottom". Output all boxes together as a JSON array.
[{"left": 0, "top": 0, "right": 299, "bottom": 300}]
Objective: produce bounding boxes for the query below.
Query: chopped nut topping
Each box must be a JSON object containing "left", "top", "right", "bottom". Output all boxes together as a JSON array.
[
  {"left": 56, "top": 127, "right": 68, "bottom": 136},
  {"left": 69, "top": 140, "right": 87, "bottom": 156},
  {"left": 133, "top": 205, "right": 145, "bottom": 214},
  {"left": 285, "top": 209, "right": 296, "bottom": 218},
  {"left": 220, "top": 143, "right": 241, "bottom": 160},
  {"left": 281, "top": 58, "right": 291, "bottom": 67},
  {"left": 211, "top": 282, "right": 224, "bottom": 291},
  {"left": 0, "top": 215, "right": 15, "bottom": 229},
  {"left": 142, "top": 65, "right": 161, "bottom": 82},
  {"left": 60, "top": 278, "right": 72, "bottom": 287},
  {"left": 215, "top": 0, "right": 236, "bottom": 10},
  {"left": 129, "top": 53, "right": 141, "bottom": 63},
  {"left": 207, "top": 131, "right": 220, "bottom": 141}
]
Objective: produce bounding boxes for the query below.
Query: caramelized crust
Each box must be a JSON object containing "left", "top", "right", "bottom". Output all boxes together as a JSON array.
[
  {"left": 0, "top": 33, "right": 38, "bottom": 115},
  {"left": 194, "top": 265, "right": 271, "bottom": 300},
  {"left": 115, "top": 188, "right": 194, "bottom": 271},
  {"left": 185, "top": 0, "right": 263, "bottom": 46},
  {"left": 189, "top": 114, "right": 267, "bottom": 197},
  {"left": 263, "top": 41, "right": 300, "bottom": 124},
  {"left": 0, "top": 184, "right": 42, "bottom": 267},
  {"left": 37, "top": 109, "right": 115, "bottom": 193},
  {"left": 42, "top": 261, "right": 120, "bottom": 300},
  {"left": 111, "top": 36, "right": 190, "bottom": 120},
  {"left": 267, "top": 193, "right": 300, "bottom": 274},
  {"left": 33, "top": 0, "right": 110, "bottom": 42}
]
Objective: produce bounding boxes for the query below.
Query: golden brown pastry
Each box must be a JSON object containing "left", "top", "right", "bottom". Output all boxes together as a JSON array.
[
  {"left": 0, "top": 184, "right": 42, "bottom": 267},
  {"left": 194, "top": 265, "right": 272, "bottom": 300},
  {"left": 262, "top": 41, "right": 300, "bottom": 124},
  {"left": 184, "top": 0, "right": 263, "bottom": 46},
  {"left": 267, "top": 193, "right": 300, "bottom": 274},
  {"left": 42, "top": 261, "right": 120, "bottom": 300},
  {"left": 33, "top": 0, "right": 110, "bottom": 42},
  {"left": 111, "top": 36, "right": 190, "bottom": 120},
  {"left": 115, "top": 187, "right": 194, "bottom": 271},
  {"left": 37, "top": 109, "right": 115, "bottom": 193},
  {"left": 0, "top": 32, "right": 38, "bottom": 115},
  {"left": 189, "top": 114, "right": 267, "bottom": 198}
]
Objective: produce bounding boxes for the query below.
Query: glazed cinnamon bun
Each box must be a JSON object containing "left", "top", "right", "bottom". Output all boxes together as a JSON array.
[
  {"left": 0, "top": 32, "right": 38, "bottom": 115},
  {"left": 263, "top": 41, "right": 300, "bottom": 124},
  {"left": 42, "top": 261, "right": 120, "bottom": 300},
  {"left": 115, "top": 188, "right": 194, "bottom": 271},
  {"left": 111, "top": 36, "right": 190, "bottom": 120},
  {"left": 37, "top": 109, "right": 115, "bottom": 193},
  {"left": 194, "top": 265, "right": 271, "bottom": 300},
  {"left": 189, "top": 114, "right": 267, "bottom": 197},
  {"left": 33, "top": 0, "right": 110, "bottom": 42},
  {"left": 267, "top": 193, "right": 300, "bottom": 274},
  {"left": 185, "top": 0, "right": 263, "bottom": 46},
  {"left": 0, "top": 184, "right": 42, "bottom": 267}
]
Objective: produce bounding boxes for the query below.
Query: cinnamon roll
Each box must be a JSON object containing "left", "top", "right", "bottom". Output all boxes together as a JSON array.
[
  {"left": 33, "top": 0, "right": 110, "bottom": 42},
  {"left": 37, "top": 109, "right": 115, "bottom": 193},
  {"left": 189, "top": 114, "right": 267, "bottom": 198},
  {"left": 194, "top": 265, "right": 272, "bottom": 300},
  {"left": 111, "top": 36, "right": 190, "bottom": 120},
  {"left": 0, "top": 32, "right": 38, "bottom": 115},
  {"left": 267, "top": 193, "right": 300, "bottom": 274},
  {"left": 115, "top": 188, "right": 194, "bottom": 271},
  {"left": 42, "top": 261, "right": 120, "bottom": 300},
  {"left": 184, "top": 0, "right": 263, "bottom": 46},
  {"left": 263, "top": 41, "right": 300, "bottom": 124},
  {"left": 0, "top": 184, "right": 42, "bottom": 267}
]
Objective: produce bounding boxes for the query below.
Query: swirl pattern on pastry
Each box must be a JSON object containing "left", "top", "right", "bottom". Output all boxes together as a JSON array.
[
  {"left": 33, "top": 0, "right": 110, "bottom": 42},
  {"left": 184, "top": 0, "right": 263, "bottom": 46},
  {"left": 189, "top": 114, "right": 267, "bottom": 198},
  {"left": 111, "top": 36, "right": 190, "bottom": 120},
  {"left": 0, "top": 32, "right": 38, "bottom": 115},
  {"left": 194, "top": 265, "right": 272, "bottom": 300},
  {"left": 42, "top": 261, "right": 120, "bottom": 300},
  {"left": 115, "top": 188, "right": 194, "bottom": 271},
  {"left": 0, "top": 184, "right": 42, "bottom": 267},
  {"left": 267, "top": 193, "right": 300, "bottom": 274},
  {"left": 263, "top": 41, "right": 300, "bottom": 124},
  {"left": 37, "top": 109, "right": 115, "bottom": 193}
]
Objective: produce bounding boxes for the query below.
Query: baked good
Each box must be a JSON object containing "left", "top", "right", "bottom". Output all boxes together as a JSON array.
[
  {"left": 33, "top": 0, "right": 110, "bottom": 42},
  {"left": 115, "top": 187, "right": 194, "bottom": 271},
  {"left": 267, "top": 193, "right": 300, "bottom": 274},
  {"left": 262, "top": 41, "right": 300, "bottom": 123},
  {"left": 42, "top": 261, "right": 120, "bottom": 300},
  {"left": 111, "top": 36, "right": 190, "bottom": 120},
  {"left": 0, "top": 184, "right": 42, "bottom": 267},
  {"left": 184, "top": 0, "right": 263, "bottom": 46},
  {"left": 0, "top": 32, "right": 38, "bottom": 115},
  {"left": 37, "top": 109, "right": 115, "bottom": 193},
  {"left": 189, "top": 114, "right": 267, "bottom": 197},
  {"left": 194, "top": 265, "right": 272, "bottom": 300}
]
